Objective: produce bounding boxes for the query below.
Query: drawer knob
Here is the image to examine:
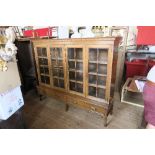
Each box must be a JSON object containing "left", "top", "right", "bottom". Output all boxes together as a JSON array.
[{"left": 91, "top": 106, "right": 96, "bottom": 111}]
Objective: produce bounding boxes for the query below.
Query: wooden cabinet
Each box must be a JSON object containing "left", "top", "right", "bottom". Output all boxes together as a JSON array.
[{"left": 32, "top": 38, "right": 120, "bottom": 126}]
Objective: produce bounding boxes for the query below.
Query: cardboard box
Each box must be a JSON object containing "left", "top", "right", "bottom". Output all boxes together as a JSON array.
[
  {"left": 0, "top": 86, "right": 24, "bottom": 120},
  {"left": 0, "top": 61, "right": 21, "bottom": 94}
]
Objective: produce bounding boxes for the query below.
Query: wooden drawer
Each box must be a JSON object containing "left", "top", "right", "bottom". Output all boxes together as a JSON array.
[
  {"left": 66, "top": 96, "right": 107, "bottom": 114},
  {"left": 66, "top": 96, "right": 78, "bottom": 105},
  {"left": 53, "top": 93, "right": 66, "bottom": 102}
]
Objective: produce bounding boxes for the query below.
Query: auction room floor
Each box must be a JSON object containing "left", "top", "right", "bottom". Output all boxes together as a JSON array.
[{"left": 23, "top": 90, "right": 144, "bottom": 129}]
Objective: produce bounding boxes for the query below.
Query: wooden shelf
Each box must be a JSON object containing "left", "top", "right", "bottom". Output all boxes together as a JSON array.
[
  {"left": 68, "top": 59, "right": 83, "bottom": 62},
  {"left": 40, "top": 73, "right": 50, "bottom": 76},
  {"left": 39, "top": 64, "right": 49, "bottom": 67},
  {"left": 88, "top": 72, "right": 107, "bottom": 76},
  {"left": 52, "top": 58, "right": 63, "bottom": 60},
  {"left": 53, "top": 66, "right": 63, "bottom": 68},
  {"left": 69, "top": 79, "right": 83, "bottom": 84},
  {"left": 69, "top": 69, "right": 83, "bottom": 72},
  {"left": 88, "top": 83, "right": 106, "bottom": 89},
  {"left": 53, "top": 76, "right": 64, "bottom": 80},
  {"left": 38, "top": 56, "right": 48, "bottom": 59},
  {"left": 89, "top": 61, "right": 107, "bottom": 64}
]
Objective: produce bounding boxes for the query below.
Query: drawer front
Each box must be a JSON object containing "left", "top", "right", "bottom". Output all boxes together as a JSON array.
[
  {"left": 66, "top": 96, "right": 107, "bottom": 114},
  {"left": 66, "top": 96, "right": 78, "bottom": 105},
  {"left": 38, "top": 86, "right": 107, "bottom": 115},
  {"left": 53, "top": 93, "right": 66, "bottom": 102}
]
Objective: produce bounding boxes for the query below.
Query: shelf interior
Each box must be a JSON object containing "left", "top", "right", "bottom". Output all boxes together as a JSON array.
[
  {"left": 88, "top": 47, "right": 108, "bottom": 99},
  {"left": 68, "top": 47, "right": 84, "bottom": 94}
]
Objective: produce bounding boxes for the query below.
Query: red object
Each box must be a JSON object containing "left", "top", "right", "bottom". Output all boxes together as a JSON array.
[
  {"left": 23, "top": 29, "right": 33, "bottom": 37},
  {"left": 23, "top": 27, "right": 54, "bottom": 38},
  {"left": 137, "top": 26, "right": 155, "bottom": 45},
  {"left": 148, "top": 60, "right": 155, "bottom": 71},
  {"left": 125, "top": 59, "right": 148, "bottom": 79}
]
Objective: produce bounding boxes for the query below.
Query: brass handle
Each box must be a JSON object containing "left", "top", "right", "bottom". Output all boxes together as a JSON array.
[{"left": 90, "top": 106, "right": 96, "bottom": 111}]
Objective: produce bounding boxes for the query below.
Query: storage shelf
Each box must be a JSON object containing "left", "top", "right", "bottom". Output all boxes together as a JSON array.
[
  {"left": 52, "top": 58, "right": 63, "bottom": 60},
  {"left": 53, "top": 76, "right": 64, "bottom": 80},
  {"left": 40, "top": 73, "right": 50, "bottom": 76},
  {"left": 38, "top": 56, "right": 48, "bottom": 59},
  {"left": 39, "top": 64, "right": 49, "bottom": 67},
  {"left": 53, "top": 66, "right": 63, "bottom": 68},
  {"left": 88, "top": 72, "right": 107, "bottom": 76},
  {"left": 69, "top": 79, "right": 83, "bottom": 84},
  {"left": 88, "top": 83, "right": 106, "bottom": 89},
  {"left": 89, "top": 61, "right": 107, "bottom": 64},
  {"left": 68, "top": 59, "right": 83, "bottom": 62},
  {"left": 69, "top": 69, "right": 83, "bottom": 72}
]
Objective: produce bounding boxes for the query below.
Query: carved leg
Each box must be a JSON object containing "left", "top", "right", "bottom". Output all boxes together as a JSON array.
[
  {"left": 65, "top": 104, "right": 69, "bottom": 112},
  {"left": 39, "top": 94, "right": 43, "bottom": 101},
  {"left": 109, "top": 99, "right": 113, "bottom": 115},
  {"left": 110, "top": 107, "right": 113, "bottom": 115},
  {"left": 104, "top": 115, "right": 108, "bottom": 127}
]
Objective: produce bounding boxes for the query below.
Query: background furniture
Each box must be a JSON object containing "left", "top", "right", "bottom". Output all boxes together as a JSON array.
[
  {"left": 109, "top": 26, "right": 129, "bottom": 91},
  {"left": 31, "top": 37, "right": 120, "bottom": 126},
  {"left": 15, "top": 39, "right": 36, "bottom": 93},
  {"left": 121, "top": 77, "right": 144, "bottom": 108}
]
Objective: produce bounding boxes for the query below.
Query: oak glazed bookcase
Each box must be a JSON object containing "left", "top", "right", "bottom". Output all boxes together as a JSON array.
[{"left": 31, "top": 37, "right": 120, "bottom": 126}]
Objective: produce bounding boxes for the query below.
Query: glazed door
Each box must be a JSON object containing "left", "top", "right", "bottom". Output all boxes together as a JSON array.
[
  {"left": 66, "top": 45, "right": 85, "bottom": 96},
  {"left": 86, "top": 45, "right": 113, "bottom": 102},
  {"left": 50, "top": 45, "right": 66, "bottom": 90},
  {"left": 35, "top": 46, "right": 51, "bottom": 86}
]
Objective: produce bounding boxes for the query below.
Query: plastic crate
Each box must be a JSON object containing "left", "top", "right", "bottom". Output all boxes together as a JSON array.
[
  {"left": 23, "top": 27, "right": 57, "bottom": 38},
  {"left": 125, "top": 59, "right": 148, "bottom": 79}
]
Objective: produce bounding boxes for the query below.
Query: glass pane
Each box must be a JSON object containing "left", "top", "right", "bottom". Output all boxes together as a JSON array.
[
  {"left": 97, "top": 88, "right": 105, "bottom": 99},
  {"left": 44, "top": 67, "right": 49, "bottom": 74},
  {"left": 69, "top": 71, "right": 75, "bottom": 80},
  {"left": 58, "top": 69, "right": 64, "bottom": 77},
  {"left": 68, "top": 48, "right": 74, "bottom": 59},
  {"left": 58, "top": 60, "right": 63, "bottom": 67},
  {"left": 89, "top": 75, "right": 97, "bottom": 84},
  {"left": 42, "top": 48, "right": 47, "bottom": 57},
  {"left": 98, "top": 64, "right": 107, "bottom": 74},
  {"left": 57, "top": 48, "right": 62, "bottom": 58},
  {"left": 89, "top": 48, "right": 97, "bottom": 61},
  {"left": 76, "top": 83, "right": 83, "bottom": 93},
  {"left": 53, "top": 69, "right": 59, "bottom": 76},
  {"left": 76, "top": 72, "right": 83, "bottom": 81},
  {"left": 41, "top": 75, "right": 45, "bottom": 83},
  {"left": 54, "top": 78, "right": 59, "bottom": 87},
  {"left": 40, "top": 67, "right": 44, "bottom": 74},
  {"left": 39, "top": 67, "right": 49, "bottom": 75},
  {"left": 98, "top": 48, "right": 108, "bottom": 62},
  {"left": 39, "top": 58, "right": 48, "bottom": 65},
  {"left": 76, "top": 62, "right": 83, "bottom": 70},
  {"left": 37, "top": 47, "right": 42, "bottom": 56},
  {"left": 52, "top": 60, "right": 56, "bottom": 66},
  {"left": 89, "top": 86, "right": 96, "bottom": 97},
  {"left": 50, "top": 48, "right": 56, "bottom": 59},
  {"left": 98, "top": 76, "right": 106, "bottom": 85},
  {"left": 59, "top": 79, "right": 64, "bottom": 88},
  {"left": 70, "top": 81, "right": 76, "bottom": 91},
  {"left": 89, "top": 63, "right": 97, "bottom": 73},
  {"left": 69, "top": 61, "right": 75, "bottom": 69},
  {"left": 45, "top": 76, "right": 50, "bottom": 84},
  {"left": 76, "top": 48, "right": 82, "bottom": 59}
]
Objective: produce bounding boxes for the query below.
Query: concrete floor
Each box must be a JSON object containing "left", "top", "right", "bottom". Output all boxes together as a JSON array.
[{"left": 23, "top": 90, "right": 144, "bottom": 129}]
